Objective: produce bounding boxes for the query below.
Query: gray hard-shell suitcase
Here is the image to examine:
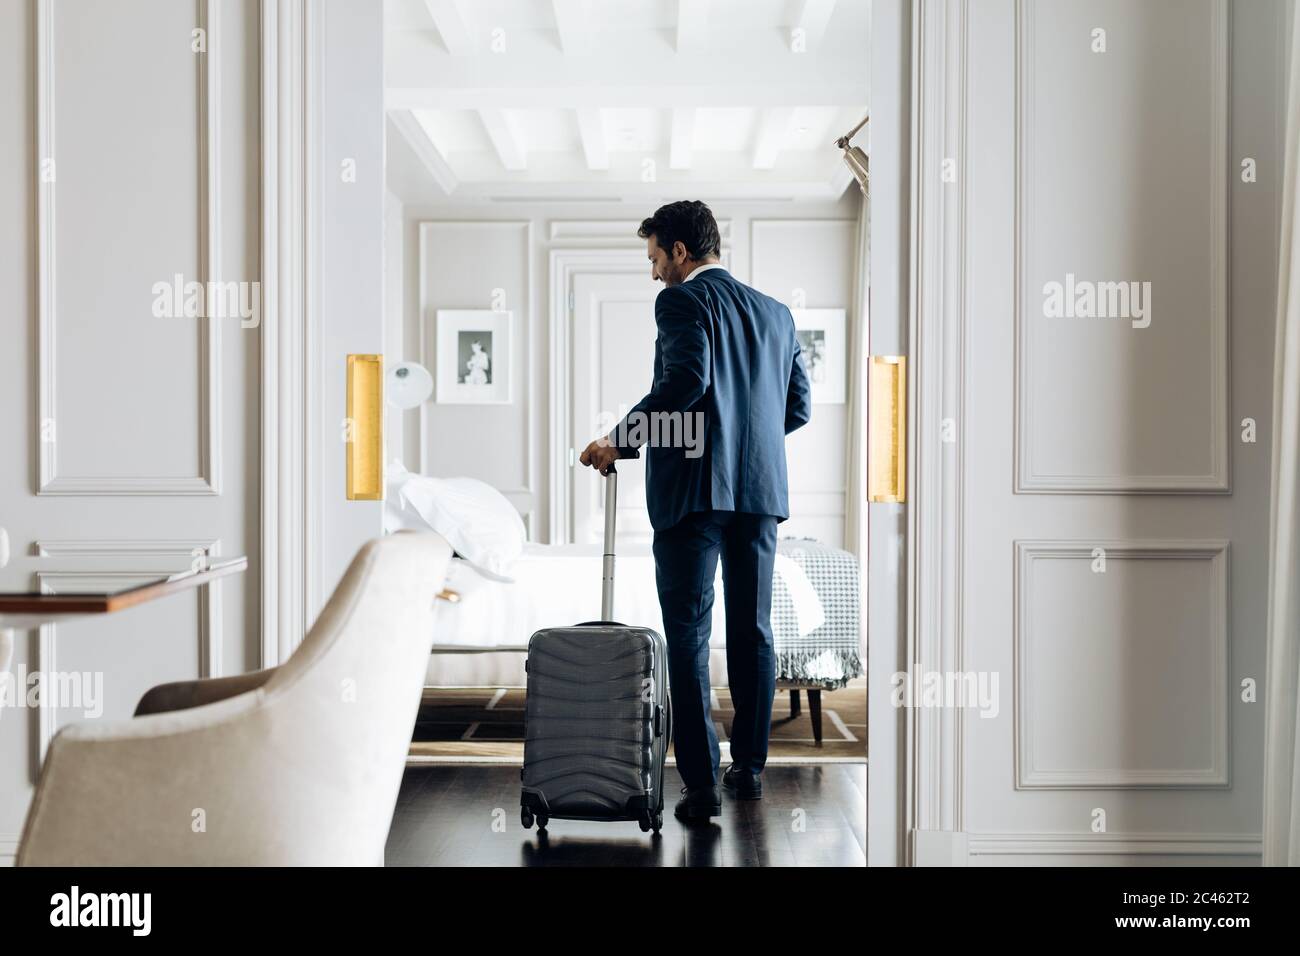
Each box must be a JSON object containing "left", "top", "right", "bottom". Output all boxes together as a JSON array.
[{"left": 520, "top": 461, "right": 672, "bottom": 835}]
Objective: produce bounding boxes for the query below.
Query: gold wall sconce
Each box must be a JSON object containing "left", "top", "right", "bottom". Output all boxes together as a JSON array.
[
  {"left": 346, "top": 354, "right": 384, "bottom": 500},
  {"left": 867, "top": 355, "right": 906, "bottom": 503}
]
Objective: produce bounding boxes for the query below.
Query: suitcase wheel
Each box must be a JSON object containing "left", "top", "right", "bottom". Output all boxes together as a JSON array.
[
  {"left": 521, "top": 808, "right": 534, "bottom": 830},
  {"left": 638, "top": 814, "right": 651, "bottom": 833},
  {"left": 537, "top": 814, "right": 549, "bottom": 832},
  {"left": 652, "top": 812, "right": 663, "bottom": 835}
]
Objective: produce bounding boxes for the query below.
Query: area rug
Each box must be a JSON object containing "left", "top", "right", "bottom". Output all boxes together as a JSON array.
[{"left": 409, "top": 678, "right": 866, "bottom": 764}]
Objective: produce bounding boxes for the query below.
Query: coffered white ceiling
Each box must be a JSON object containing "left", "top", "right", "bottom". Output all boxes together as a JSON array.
[{"left": 385, "top": 0, "right": 871, "bottom": 202}]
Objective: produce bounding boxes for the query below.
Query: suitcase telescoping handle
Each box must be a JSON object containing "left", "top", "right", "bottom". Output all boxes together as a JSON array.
[
  {"left": 599, "top": 450, "right": 638, "bottom": 621},
  {"left": 601, "top": 463, "right": 618, "bottom": 621}
]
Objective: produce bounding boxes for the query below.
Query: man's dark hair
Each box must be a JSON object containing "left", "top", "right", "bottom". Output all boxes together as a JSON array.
[{"left": 638, "top": 200, "right": 721, "bottom": 261}]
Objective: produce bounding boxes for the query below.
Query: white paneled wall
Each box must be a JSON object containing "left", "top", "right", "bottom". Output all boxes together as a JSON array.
[
  {"left": 913, "top": 0, "right": 1287, "bottom": 865},
  {"left": 0, "top": 0, "right": 263, "bottom": 862},
  {"left": 415, "top": 219, "right": 538, "bottom": 533},
  {"left": 750, "top": 218, "right": 857, "bottom": 545},
  {"left": 391, "top": 195, "right": 862, "bottom": 547}
]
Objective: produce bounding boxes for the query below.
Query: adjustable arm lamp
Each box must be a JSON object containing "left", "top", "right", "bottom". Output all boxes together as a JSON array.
[{"left": 837, "top": 113, "right": 870, "bottom": 195}]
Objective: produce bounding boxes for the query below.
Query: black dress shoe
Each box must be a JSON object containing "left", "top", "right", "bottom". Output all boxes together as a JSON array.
[
  {"left": 673, "top": 785, "right": 722, "bottom": 823},
  {"left": 722, "top": 764, "right": 763, "bottom": 800}
]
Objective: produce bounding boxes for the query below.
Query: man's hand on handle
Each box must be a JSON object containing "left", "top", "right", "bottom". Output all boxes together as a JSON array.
[{"left": 579, "top": 436, "right": 621, "bottom": 476}]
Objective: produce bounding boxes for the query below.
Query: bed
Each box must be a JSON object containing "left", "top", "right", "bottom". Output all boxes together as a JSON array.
[
  {"left": 426, "top": 537, "right": 864, "bottom": 701},
  {"left": 386, "top": 463, "right": 865, "bottom": 720}
]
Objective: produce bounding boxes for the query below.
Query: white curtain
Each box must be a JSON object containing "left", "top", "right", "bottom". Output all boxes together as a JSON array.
[
  {"left": 842, "top": 189, "right": 870, "bottom": 670},
  {"left": 1264, "top": 2, "right": 1300, "bottom": 867},
  {"left": 844, "top": 191, "right": 870, "bottom": 557}
]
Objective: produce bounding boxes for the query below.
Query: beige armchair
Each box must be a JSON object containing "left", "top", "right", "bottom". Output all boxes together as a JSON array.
[{"left": 17, "top": 532, "right": 452, "bottom": 866}]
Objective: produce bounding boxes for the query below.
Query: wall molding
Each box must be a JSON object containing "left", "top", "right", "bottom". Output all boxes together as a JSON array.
[
  {"left": 917, "top": 829, "right": 1263, "bottom": 862},
  {"left": 1012, "top": 0, "right": 1230, "bottom": 494},
  {"left": 907, "top": 0, "right": 969, "bottom": 862},
  {"left": 548, "top": 247, "right": 647, "bottom": 543},
  {"left": 36, "top": 0, "right": 222, "bottom": 496},
  {"left": 549, "top": 218, "right": 734, "bottom": 243},
  {"left": 32, "top": 539, "right": 222, "bottom": 767},
  {"left": 565, "top": 279, "right": 664, "bottom": 545},
  {"left": 966, "top": 830, "right": 1262, "bottom": 859},
  {"left": 34, "top": 538, "right": 220, "bottom": 558},
  {"left": 261, "top": 0, "right": 324, "bottom": 667},
  {"left": 1014, "top": 539, "right": 1230, "bottom": 789}
]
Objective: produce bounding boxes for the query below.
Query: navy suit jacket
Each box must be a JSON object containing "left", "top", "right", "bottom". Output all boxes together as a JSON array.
[{"left": 612, "top": 267, "right": 812, "bottom": 531}]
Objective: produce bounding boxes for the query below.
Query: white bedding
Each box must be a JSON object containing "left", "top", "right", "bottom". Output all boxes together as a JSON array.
[
  {"left": 432, "top": 538, "right": 833, "bottom": 651},
  {"left": 429, "top": 542, "right": 675, "bottom": 686},
  {"left": 432, "top": 542, "right": 678, "bottom": 651}
]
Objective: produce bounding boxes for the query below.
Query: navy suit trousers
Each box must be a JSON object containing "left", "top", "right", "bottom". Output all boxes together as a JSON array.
[{"left": 651, "top": 509, "right": 778, "bottom": 791}]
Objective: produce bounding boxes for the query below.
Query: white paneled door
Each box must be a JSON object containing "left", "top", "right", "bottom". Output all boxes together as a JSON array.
[
  {"left": 568, "top": 267, "right": 661, "bottom": 546},
  {"left": 912, "top": 0, "right": 1286, "bottom": 864},
  {"left": 0, "top": 0, "right": 262, "bottom": 861}
]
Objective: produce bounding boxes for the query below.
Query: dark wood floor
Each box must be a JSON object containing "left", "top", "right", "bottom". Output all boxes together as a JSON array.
[{"left": 385, "top": 764, "right": 866, "bottom": 866}]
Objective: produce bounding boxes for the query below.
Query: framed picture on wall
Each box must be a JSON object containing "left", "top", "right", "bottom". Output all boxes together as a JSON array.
[
  {"left": 435, "top": 309, "right": 514, "bottom": 404},
  {"left": 792, "top": 308, "right": 846, "bottom": 404}
]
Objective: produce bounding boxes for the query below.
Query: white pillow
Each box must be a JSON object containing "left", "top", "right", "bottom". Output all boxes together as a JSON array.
[{"left": 385, "top": 461, "right": 526, "bottom": 580}]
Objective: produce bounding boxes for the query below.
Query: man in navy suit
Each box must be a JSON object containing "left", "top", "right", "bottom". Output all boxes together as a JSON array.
[{"left": 580, "top": 200, "right": 812, "bottom": 823}]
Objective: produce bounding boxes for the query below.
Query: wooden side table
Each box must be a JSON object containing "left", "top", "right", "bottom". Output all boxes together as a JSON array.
[{"left": 0, "top": 558, "right": 247, "bottom": 674}]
